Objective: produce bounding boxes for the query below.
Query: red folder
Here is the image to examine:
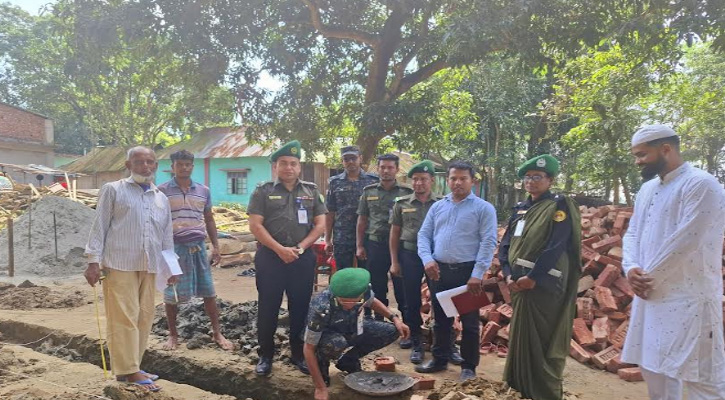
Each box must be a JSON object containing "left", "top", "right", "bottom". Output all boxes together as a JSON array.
[{"left": 451, "top": 291, "right": 491, "bottom": 315}]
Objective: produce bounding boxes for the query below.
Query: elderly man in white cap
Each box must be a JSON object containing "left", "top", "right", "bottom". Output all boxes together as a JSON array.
[{"left": 622, "top": 124, "right": 725, "bottom": 399}]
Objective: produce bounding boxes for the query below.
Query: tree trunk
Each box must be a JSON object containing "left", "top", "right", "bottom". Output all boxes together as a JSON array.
[{"left": 621, "top": 175, "right": 632, "bottom": 206}]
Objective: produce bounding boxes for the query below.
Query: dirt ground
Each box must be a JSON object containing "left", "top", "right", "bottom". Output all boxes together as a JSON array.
[{"left": 0, "top": 266, "right": 649, "bottom": 400}]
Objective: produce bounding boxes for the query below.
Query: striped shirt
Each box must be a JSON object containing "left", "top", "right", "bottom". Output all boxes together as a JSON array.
[
  {"left": 157, "top": 178, "right": 211, "bottom": 243},
  {"left": 85, "top": 177, "right": 174, "bottom": 273}
]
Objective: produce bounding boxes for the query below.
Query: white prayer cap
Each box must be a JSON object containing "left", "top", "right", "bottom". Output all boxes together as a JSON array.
[{"left": 631, "top": 124, "right": 677, "bottom": 147}]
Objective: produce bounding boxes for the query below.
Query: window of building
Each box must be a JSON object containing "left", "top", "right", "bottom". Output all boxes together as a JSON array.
[{"left": 227, "top": 171, "right": 247, "bottom": 194}]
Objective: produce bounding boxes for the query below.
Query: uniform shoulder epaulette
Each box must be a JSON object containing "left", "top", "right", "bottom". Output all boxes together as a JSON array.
[
  {"left": 329, "top": 173, "right": 343, "bottom": 182},
  {"left": 299, "top": 179, "right": 318, "bottom": 188},
  {"left": 401, "top": 185, "right": 414, "bottom": 192},
  {"left": 362, "top": 183, "right": 379, "bottom": 190},
  {"left": 257, "top": 181, "right": 274, "bottom": 188},
  {"left": 395, "top": 193, "right": 414, "bottom": 202}
]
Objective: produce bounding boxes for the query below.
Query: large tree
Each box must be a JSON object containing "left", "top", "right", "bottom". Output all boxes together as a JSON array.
[{"left": 144, "top": 0, "right": 725, "bottom": 163}]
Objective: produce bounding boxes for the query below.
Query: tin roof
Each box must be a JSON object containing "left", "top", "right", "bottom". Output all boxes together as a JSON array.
[
  {"left": 62, "top": 146, "right": 128, "bottom": 173},
  {"left": 157, "top": 127, "right": 275, "bottom": 159}
]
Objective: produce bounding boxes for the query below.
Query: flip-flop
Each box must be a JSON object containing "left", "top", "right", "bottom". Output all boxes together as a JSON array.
[
  {"left": 116, "top": 371, "right": 159, "bottom": 382},
  {"left": 126, "top": 378, "right": 161, "bottom": 392}
]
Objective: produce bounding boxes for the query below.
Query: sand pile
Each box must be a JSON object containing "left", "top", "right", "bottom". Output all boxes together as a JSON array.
[
  {"left": 0, "top": 196, "right": 95, "bottom": 277},
  {"left": 152, "top": 299, "right": 290, "bottom": 361},
  {"left": 427, "top": 377, "right": 580, "bottom": 400},
  {"left": 0, "top": 281, "right": 87, "bottom": 309}
]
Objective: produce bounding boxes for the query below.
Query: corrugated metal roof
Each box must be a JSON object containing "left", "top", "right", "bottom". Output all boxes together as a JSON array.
[
  {"left": 157, "top": 127, "right": 275, "bottom": 159},
  {"left": 62, "top": 147, "right": 128, "bottom": 173}
]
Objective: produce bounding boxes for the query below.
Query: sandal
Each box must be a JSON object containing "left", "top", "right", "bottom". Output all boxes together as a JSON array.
[
  {"left": 126, "top": 378, "right": 161, "bottom": 392},
  {"left": 479, "top": 342, "right": 496, "bottom": 355},
  {"left": 496, "top": 345, "right": 508, "bottom": 358},
  {"left": 116, "top": 370, "right": 159, "bottom": 382}
]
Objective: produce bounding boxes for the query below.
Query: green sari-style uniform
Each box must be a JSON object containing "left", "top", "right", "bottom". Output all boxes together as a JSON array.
[{"left": 500, "top": 192, "right": 581, "bottom": 400}]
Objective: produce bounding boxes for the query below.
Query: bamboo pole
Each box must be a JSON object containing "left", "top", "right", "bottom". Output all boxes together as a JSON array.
[{"left": 7, "top": 217, "right": 14, "bottom": 277}]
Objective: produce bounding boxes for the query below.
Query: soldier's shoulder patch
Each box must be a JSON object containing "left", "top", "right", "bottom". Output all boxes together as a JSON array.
[
  {"left": 319, "top": 193, "right": 325, "bottom": 203},
  {"left": 553, "top": 210, "right": 567, "bottom": 222},
  {"left": 299, "top": 180, "right": 318, "bottom": 188},
  {"left": 362, "top": 183, "right": 379, "bottom": 190}
]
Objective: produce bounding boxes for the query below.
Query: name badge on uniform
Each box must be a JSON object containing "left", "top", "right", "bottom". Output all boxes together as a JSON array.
[
  {"left": 357, "top": 308, "right": 364, "bottom": 335},
  {"left": 298, "top": 208, "right": 309, "bottom": 224},
  {"left": 402, "top": 208, "right": 416, "bottom": 213},
  {"left": 514, "top": 220, "right": 525, "bottom": 237},
  {"left": 367, "top": 196, "right": 379, "bottom": 200},
  {"left": 268, "top": 195, "right": 282, "bottom": 200}
]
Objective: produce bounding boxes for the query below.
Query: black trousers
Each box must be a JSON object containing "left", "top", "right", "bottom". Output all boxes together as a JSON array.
[
  {"left": 399, "top": 248, "right": 424, "bottom": 340},
  {"left": 255, "top": 245, "right": 315, "bottom": 359},
  {"left": 427, "top": 262, "right": 480, "bottom": 371},
  {"left": 364, "top": 239, "right": 406, "bottom": 314},
  {"left": 333, "top": 244, "right": 358, "bottom": 270}
]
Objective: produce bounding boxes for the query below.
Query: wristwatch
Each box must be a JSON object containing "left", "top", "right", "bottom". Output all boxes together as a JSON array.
[
  {"left": 388, "top": 312, "right": 400, "bottom": 322},
  {"left": 296, "top": 245, "right": 305, "bottom": 255}
]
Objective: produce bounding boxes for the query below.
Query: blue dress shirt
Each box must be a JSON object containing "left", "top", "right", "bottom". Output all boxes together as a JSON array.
[{"left": 417, "top": 192, "right": 498, "bottom": 279}]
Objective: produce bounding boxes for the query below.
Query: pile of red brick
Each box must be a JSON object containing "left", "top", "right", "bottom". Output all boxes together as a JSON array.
[{"left": 417, "top": 204, "right": 725, "bottom": 382}]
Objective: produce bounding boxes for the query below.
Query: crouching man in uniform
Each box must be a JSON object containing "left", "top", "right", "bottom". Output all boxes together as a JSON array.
[{"left": 303, "top": 268, "right": 410, "bottom": 400}]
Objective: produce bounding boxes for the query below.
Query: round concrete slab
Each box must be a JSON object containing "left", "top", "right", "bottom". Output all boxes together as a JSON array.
[{"left": 343, "top": 371, "right": 416, "bottom": 397}]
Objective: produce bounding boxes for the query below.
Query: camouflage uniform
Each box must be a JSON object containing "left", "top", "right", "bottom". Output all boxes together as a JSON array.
[
  {"left": 326, "top": 170, "right": 379, "bottom": 269},
  {"left": 304, "top": 288, "right": 399, "bottom": 374}
]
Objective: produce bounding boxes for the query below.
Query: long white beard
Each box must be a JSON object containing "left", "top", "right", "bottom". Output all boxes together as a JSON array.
[{"left": 130, "top": 172, "right": 154, "bottom": 184}]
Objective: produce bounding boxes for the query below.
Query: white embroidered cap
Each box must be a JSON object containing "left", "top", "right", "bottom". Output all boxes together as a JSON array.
[{"left": 631, "top": 124, "right": 677, "bottom": 147}]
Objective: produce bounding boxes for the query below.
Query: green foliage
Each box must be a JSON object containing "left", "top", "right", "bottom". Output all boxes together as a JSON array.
[{"left": 217, "top": 202, "right": 247, "bottom": 213}]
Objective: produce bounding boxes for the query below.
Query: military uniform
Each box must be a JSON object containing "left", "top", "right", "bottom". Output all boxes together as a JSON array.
[
  {"left": 499, "top": 154, "right": 582, "bottom": 400},
  {"left": 248, "top": 141, "right": 327, "bottom": 366},
  {"left": 327, "top": 170, "right": 378, "bottom": 269},
  {"left": 390, "top": 192, "right": 442, "bottom": 345},
  {"left": 357, "top": 181, "right": 413, "bottom": 315},
  {"left": 304, "top": 288, "right": 399, "bottom": 380}
]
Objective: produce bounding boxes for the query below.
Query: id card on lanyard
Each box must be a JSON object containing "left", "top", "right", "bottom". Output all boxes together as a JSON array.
[
  {"left": 296, "top": 198, "right": 309, "bottom": 225},
  {"left": 514, "top": 219, "right": 525, "bottom": 237}
]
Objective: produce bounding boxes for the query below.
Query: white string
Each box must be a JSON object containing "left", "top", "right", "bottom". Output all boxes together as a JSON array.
[
  {"left": 0, "top": 368, "right": 113, "bottom": 400},
  {"left": 0, "top": 327, "right": 96, "bottom": 347}
]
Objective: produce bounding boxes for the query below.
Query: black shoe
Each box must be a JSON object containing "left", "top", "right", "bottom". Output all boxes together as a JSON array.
[
  {"left": 399, "top": 337, "right": 413, "bottom": 349},
  {"left": 410, "top": 345, "right": 424, "bottom": 364},
  {"left": 256, "top": 357, "right": 272, "bottom": 376},
  {"left": 414, "top": 359, "right": 447, "bottom": 373},
  {"left": 290, "top": 357, "right": 310, "bottom": 375},
  {"left": 460, "top": 368, "right": 476, "bottom": 382},
  {"left": 335, "top": 354, "right": 362, "bottom": 373},
  {"left": 450, "top": 347, "right": 464, "bottom": 365}
]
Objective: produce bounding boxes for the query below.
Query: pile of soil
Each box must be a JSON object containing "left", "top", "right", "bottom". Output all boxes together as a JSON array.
[
  {"left": 152, "top": 299, "right": 290, "bottom": 361},
  {"left": 0, "top": 281, "right": 87, "bottom": 309},
  {"left": 428, "top": 377, "right": 580, "bottom": 400},
  {"left": 0, "top": 196, "right": 96, "bottom": 277}
]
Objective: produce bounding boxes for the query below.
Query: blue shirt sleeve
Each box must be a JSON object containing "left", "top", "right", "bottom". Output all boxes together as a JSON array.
[
  {"left": 472, "top": 201, "right": 498, "bottom": 279},
  {"left": 417, "top": 202, "right": 437, "bottom": 265}
]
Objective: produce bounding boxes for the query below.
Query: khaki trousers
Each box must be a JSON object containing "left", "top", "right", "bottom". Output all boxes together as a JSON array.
[{"left": 102, "top": 269, "right": 156, "bottom": 376}]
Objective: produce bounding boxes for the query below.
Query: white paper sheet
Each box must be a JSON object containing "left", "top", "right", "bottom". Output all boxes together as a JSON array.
[
  {"left": 435, "top": 284, "right": 469, "bottom": 318},
  {"left": 155, "top": 249, "right": 183, "bottom": 293}
]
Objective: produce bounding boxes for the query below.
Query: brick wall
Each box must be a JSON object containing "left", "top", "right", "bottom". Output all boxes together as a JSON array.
[{"left": 0, "top": 103, "right": 47, "bottom": 144}]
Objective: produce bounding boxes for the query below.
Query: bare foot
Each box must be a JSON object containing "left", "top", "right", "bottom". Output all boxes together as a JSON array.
[
  {"left": 162, "top": 336, "right": 179, "bottom": 351},
  {"left": 214, "top": 334, "right": 234, "bottom": 351}
]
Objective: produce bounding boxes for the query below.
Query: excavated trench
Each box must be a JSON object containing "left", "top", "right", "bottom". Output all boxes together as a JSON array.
[{"left": 0, "top": 320, "right": 411, "bottom": 400}]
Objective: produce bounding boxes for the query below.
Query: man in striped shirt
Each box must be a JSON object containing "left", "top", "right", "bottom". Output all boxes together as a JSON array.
[
  {"left": 157, "top": 150, "right": 233, "bottom": 351},
  {"left": 84, "top": 146, "right": 176, "bottom": 392}
]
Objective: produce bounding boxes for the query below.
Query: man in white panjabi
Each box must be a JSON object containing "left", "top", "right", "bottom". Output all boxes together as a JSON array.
[{"left": 622, "top": 124, "right": 725, "bottom": 400}]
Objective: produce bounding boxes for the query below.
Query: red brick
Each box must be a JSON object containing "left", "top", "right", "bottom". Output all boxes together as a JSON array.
[
  {"left": 613, "top": 276, "right": 635, "bottom": 298},
  {"left": 374, "top": 357, "right": 396, "bottom": 372},
  {"left": 581, "top": 219, "right": 592, "bottom": 229},
  {"left": 480, "top": 321, "right": 501, "bottom": 344},
  {"left": 595, "top": 254, "right": 622, "bottom": 269},
  {"left": 592, "top": 317, "right": 610, "bottom": 343},
  {"left": 610, "top": 286, "right": 633, "bottom": 309},
  {"left": 592, "top": 235, "right": 622, "bottom": 252},
  {"left": 0, "top": 103, "right": 48, "bottom": 144},
  {"left": 487, "top": 310, "right": 501, "bottom": 324},
  {"left": 582, "top": 236, "right": 602, "bottom": 248},
  {"left": 594, "top": 286, "right": 618, "bottom": 313},
  {"left": 572, "top": 318, "right": 596, "bottom": 346},
  {"left": 613, "top": 215, "right": 627, "bottom": 230},
  {"left": 497, "top": 304, "right": 513, "bottom": 320},
  {"left": 569, "top": 339, "right": 591, "bottom": 363},
  {"left": 589, "top": 227, "right": 609, "bottom": 236},
  {"left": 412, "top": 376, "right": 436, "bottom": 390},
  {"left": 479, "top": 303, "right": 497, "bottom": 320},
  {"left": 582, "top": 247, "right": 598, "bottom": 262},
  {"left": 608, "top": 246, "right": 623, "bottom": 260},
  {"left": 605, "top": 355, "right": 636, "bottom": 373},
  {"left": 592, "top": 346, "right": 621, "bottom": 369},
  {"left": 594, "top": 264, "right": 621, "bottom": 288},
  {"left": 577, "top": 298, "right": 595, "bottom": 324},
  {"left": 618, "top": 367, "right": 644, "bottom": 382},
  {"left": 582, "top": 260, "right": 602, "bottom": 276},
  {"left": 581, "top": 213, "right": 595, "bottom": 220},
  {"left": 498, "top": 280, "right": 511, "bottom": 304},
  {"left": 609, "top": 319, "right": 629, "bottom": 349},
  {"left": 497, "top": 324, "right": 510, "bottom": 340},
  {"left": 578, "top": 275, "right": 595, "bottom": 293}
]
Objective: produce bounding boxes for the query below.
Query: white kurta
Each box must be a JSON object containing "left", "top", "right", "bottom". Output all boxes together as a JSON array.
[{"left": 621, "top": 163, "right": 725, "bottom": 383}]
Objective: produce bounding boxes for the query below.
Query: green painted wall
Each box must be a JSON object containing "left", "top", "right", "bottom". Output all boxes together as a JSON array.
[{"left": 155, "top": 157, "right": 272, "bottom": 206}]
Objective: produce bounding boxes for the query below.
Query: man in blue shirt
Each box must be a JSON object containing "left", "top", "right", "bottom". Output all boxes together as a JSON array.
[{"left": 416, "top": 161, "right": 498, "bottom": 381}]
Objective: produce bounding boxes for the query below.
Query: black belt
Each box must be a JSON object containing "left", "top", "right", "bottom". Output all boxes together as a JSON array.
[
  {"left": 367, "top": 234, "right": 388, "bottom": 243},
  {"left": 437, "top": 261, "right": 475, "bottom": 270}
]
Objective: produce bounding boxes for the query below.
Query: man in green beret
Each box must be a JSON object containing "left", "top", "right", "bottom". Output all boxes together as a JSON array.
[
  {"left": 303, "top": 268, "right": 410, "bottom": 400},
  {"left": 248, "top": 140, "right": 327, "bottom": 376},
  {"left": 389, "top": 160, "right": 443, "bottom": 364},
  {"left": 498, "top": 154, "right": 581, "bottom": 400}
]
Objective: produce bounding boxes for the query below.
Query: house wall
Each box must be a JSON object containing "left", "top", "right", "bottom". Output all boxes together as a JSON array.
[{"left": 0, "top": 104, "right": 55, "bottom": 182}]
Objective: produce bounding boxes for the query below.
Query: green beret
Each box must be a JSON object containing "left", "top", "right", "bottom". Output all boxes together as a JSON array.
[
  {"left": 408, "top": 160, "right": 435, "bottom": 178},
  {"left": 330, "top": 268, "right": 370, "bottom": 298},
  {"left": 517, "top": 154, "right": 559, "bottom": 178},
  {"left": 270, "top": 140, "right": 301, "bottom": 162}
]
